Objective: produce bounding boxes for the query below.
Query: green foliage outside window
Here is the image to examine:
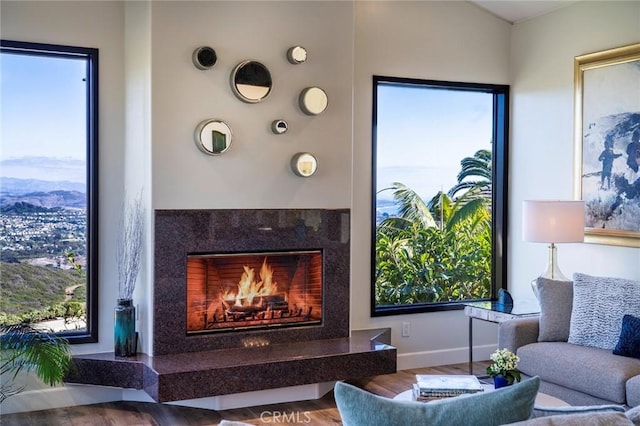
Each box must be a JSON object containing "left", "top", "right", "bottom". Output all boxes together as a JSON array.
[{"left": 375, "top": 150, "right": 492, "bottom": 306}]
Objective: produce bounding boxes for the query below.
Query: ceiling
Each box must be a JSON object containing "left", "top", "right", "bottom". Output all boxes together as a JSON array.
[{"left": 470, "top": 0, "right": 580, "bottom": 24}]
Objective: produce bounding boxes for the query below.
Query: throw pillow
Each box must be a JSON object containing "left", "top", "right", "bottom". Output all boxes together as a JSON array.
[
  {"left": 613, "top": 314, "right": 640, "bottom": 359},
  {"left": 537, "top": 278, "right": 573, "bottom": 342},
  {"left": 334, "top": 376, "right": 540, "bottom": 426},
  {"left": 568, "top": 273, "right": 640, "bottom": 350}
]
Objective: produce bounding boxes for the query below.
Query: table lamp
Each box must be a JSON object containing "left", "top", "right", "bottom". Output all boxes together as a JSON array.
[{"left": 522, "top": 200, "right": 585, "bottom": 297}]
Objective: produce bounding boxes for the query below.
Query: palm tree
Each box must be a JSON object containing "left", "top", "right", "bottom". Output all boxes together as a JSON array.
[
  {"left": 426, "top": 189, "right": 489, "bottom": 233},
  {"left": 448, "top": 148, "right": 492, "bottom": 201},
  {"left": 380, "top": 183, "right": 487, "bottom": 235},
  {"left": 377, "top": 182, "right": 437, "bottom": 233},
  {"left": 0, "top": 323, "right": 72, "bottom": 403}
]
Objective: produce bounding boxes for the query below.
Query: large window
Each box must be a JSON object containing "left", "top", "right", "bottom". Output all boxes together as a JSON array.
[
  {"left": 372, "top": 76, "right": 508, "bottom": 316},
  {"left": 0, "top": 40, "right": 98, "bottom": 342}
]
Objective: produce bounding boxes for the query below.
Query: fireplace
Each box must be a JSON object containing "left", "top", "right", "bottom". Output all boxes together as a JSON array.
[
  {"left": 66, "top": 208, "right": 396, "bottom": 404},
  {"left": 186, "top": 251, "right": 323, "bottom": 333},
  {"left": 153, "top": 209, "right": 350, "bottom": 356}
]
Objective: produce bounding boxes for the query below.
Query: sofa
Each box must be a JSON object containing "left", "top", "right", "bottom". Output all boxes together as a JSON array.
[{"left": 498, "top": 274, "right": 640, "bottom": 408}]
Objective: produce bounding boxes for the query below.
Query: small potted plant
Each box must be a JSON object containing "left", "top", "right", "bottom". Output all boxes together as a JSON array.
[{"left": 486, "top": 348, "right": 521, "bottom": 388}]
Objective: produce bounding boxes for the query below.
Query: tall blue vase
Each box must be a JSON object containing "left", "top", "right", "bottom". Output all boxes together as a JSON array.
[{"left": 114, "top": 298, "right": 136, "bottom": 357}]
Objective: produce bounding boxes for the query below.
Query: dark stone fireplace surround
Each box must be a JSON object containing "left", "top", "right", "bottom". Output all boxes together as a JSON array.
[
  {"left": 66, "top": 209, "right": 396, "bottom": 403},
  {"left": 154, "top": 208, "right": 351, "bottom": 355}
]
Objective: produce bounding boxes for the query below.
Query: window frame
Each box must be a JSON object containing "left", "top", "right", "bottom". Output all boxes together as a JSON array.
[
  {"left": 371, "top": 75, "right": 509, "bottom": 317},
  {"left": 0, "top": 39, "right": 99, "bottom": 343}
]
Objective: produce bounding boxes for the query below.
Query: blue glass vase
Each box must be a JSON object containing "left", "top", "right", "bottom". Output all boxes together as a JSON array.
[
  {"left": 493, "top": 376, "right": 510, "bottom": 389},
  {"left": 114, "top": 298, "right": 136, "bottom": 357}
]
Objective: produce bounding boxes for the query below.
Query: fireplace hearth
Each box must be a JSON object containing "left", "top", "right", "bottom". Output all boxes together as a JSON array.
[{"left": 65, "top": 209, "right": 397, "bottom": 403}]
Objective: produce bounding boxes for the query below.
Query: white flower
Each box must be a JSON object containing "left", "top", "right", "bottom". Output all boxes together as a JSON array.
[{"left": 488, "top": 348, "right": 519, "bottom": 376}]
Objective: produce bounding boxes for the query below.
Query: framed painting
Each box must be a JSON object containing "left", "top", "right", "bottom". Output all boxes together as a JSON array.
[{"left": 574, "top": 43, "right": 640, "bottom": 247}]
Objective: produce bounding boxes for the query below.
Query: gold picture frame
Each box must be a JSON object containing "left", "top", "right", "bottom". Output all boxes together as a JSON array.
[{"left": 574, "top": 43, "right": 640, "bottom": 248}]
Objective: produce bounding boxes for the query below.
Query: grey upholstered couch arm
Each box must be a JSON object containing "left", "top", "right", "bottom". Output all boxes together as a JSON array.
[{"left": 498, "top": 317, "right": 540, "bottom": 353}]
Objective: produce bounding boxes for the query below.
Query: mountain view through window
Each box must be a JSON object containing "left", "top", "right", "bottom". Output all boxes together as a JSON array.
[{"left": 1, "top": 40, "right": 98, "bottom": 342}]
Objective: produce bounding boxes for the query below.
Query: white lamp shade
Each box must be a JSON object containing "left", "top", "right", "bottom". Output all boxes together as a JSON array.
[{"left": 522, "top": 200, "right": 585, "bottom": 243}]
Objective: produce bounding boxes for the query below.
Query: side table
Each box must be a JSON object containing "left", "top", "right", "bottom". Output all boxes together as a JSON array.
[{"left": 464, "top": 300, "right": 539, "bottom": 375}]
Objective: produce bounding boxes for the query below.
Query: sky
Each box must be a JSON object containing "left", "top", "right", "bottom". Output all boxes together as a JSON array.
[
  {"left": 1, "top": 51, "right": 87, "bottom": 183},
  {"left": 376, "top": 82, "right": 492, "bottom": 202}
]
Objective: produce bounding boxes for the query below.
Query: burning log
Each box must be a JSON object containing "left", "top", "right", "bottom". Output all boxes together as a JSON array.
[
  {"left": 262, "top": 295, "right": 289, "bottom": 311},
  {"left": 228, "top": 305, "right": 261, "bottom": 313},
  {"left": 227, "top": 306, "right": 261, "bottom": 322}
]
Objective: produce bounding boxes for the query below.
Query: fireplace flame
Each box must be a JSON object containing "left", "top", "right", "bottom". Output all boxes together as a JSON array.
[{"left": 221, "top": 258, "right": 281, "bottom": 307}]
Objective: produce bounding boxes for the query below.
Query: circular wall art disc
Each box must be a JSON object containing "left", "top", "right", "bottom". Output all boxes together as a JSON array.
[
  {"left": 194, "top": 119, "right": 233, "bottom": 155},
  {"left": 290, "top": 152, "right": 318, "bottom": 177},
  {"left": 299, "top": 87, "right": 328, "bottom": 115},
  {"left": 192, "top": 46, "right": 217, "bottom": 70},
  {"left": 230, "top": 60, "right": 272, "bottom": 103},
  {"left": 287, "top": 46, "right": 307, "bottom": 64},
  {"left": 271, "top": 119, "right": 289, "bottom": 134}
]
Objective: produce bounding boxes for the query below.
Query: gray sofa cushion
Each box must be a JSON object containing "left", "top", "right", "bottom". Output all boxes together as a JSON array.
[
  {"left": 531, "top": 404, "right": 626, "bottom": 418},
  {"left": 511, "top": 412, "right": 633, "bottom": 425},
  {"left": 537, "top": 278, "right": 573, "bottom": 342},
  {"left": 568, "top": 273, "right": 640, "bottom": 350},
  {"left": 627, "top": 405, "right": 640, "bottom": 424},
  {"left": 627, "top": 375, "right": 640, "bottom": 407},
  {"left": 517, "top": 342, "right": 640, "bottom": 404}
]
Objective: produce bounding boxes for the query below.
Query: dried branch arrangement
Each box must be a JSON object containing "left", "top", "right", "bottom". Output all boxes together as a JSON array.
[{"left": 117, "top": 193, "right": 144, "bottom": 300}]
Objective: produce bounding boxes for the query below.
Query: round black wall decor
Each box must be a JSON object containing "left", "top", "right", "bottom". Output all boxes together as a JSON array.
[{"left": 193, "top": 46, "right": 217, "bottom": 70}]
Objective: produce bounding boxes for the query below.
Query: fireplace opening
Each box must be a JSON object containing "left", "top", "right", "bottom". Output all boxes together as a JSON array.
[{"left": 186, "top": 250, "right": 323, "bottom": 334}]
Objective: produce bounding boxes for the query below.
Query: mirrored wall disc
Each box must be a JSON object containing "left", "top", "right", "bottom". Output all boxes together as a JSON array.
[
  {"left": 287, "top": 46, "right": 307, "bottom": 64},
  {"left": 290, "top": 152, "right": 318, "bottom": 177},
  {"left": 299, "top": 87, "right": 328, "bottom": 115},
  {"left": 194, "top": 119, "right": 233, "bottom": 155},
  {"left": 231, "top": 60, "right": 272, "bottom": 103}
]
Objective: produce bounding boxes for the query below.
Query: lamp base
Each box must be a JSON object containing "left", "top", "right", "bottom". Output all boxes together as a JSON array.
[{"left": 531, "top": 243, "right": 571, "bottom": 299}]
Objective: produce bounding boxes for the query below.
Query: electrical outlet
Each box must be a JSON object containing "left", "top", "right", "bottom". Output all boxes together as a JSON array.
[{"left": 402, "top": 321, "right": 410, "bottom": 337}]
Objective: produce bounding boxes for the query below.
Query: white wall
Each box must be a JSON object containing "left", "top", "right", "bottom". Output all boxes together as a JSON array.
[
  {"left": 149, "top": 1, "right": 354, "bottom": 210},
  {"left": 352, "top": 1, "right": 512, "bottom": 369},
  {"left": 509, "top": 0, "right": 640, "bottom": 302},
  {"left": 124, "top": 0, "right": 153, "bottom": 355}
]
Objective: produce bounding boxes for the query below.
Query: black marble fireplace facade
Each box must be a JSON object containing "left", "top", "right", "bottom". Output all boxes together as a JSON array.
[{"left": 153, "top": 209, "right": 350, "bottom": 356}]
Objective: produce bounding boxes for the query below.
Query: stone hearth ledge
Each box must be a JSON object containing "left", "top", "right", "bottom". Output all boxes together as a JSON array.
[{"left": 65, "top": 329, "right": 396, "bottom": 403}]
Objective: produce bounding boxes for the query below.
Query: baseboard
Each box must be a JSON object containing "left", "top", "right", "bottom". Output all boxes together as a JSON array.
[
  {"left": 167, "top": 382, "right": 336, "bottom": 411},
  {"left": 397, "top": 344, "right": 496, "bottom": 371},
  {"left": 0, "top": 384, "right": 123, "bottom": 415}
]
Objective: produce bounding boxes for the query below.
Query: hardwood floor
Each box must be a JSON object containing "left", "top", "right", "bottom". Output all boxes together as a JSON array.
[{"left": 0, "top": 361, "right": 489, "bottom": 426}]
